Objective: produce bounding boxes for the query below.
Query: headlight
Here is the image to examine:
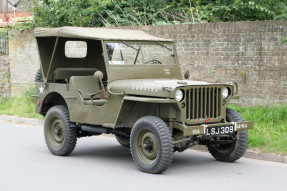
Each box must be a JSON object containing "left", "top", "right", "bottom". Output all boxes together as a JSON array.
[
  {"left": 175, "top": 90, "right": 184, "bottom": 102},
  {"left": 222, "top": 88, "right": 229, "bottom": 99}
]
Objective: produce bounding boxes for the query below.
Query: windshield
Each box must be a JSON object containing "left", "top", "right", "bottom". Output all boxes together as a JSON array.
[{"left": 106, "top": 42, "right": 176, "bottom": 65}]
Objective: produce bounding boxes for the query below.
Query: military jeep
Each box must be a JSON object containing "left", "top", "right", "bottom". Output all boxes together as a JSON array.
[{"left": 34, "top": 27, "right": 253, "bottom": 174}]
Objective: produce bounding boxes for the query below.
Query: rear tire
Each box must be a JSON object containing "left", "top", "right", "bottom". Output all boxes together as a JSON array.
[
  {"left": 130, "top": 116, "right": 173, "bottom": 174},
  {"left": 44, "top": 105, "right": 78, "bottom": 156},
  {"left": 115, "top": 134, "right": 130, "bottom": 147},
  {"left": 207, "top": 108, "right": 248, "bottom": 162}
]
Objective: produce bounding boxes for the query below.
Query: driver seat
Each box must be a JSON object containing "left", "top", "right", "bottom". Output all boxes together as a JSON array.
[{"left": 70, "top": 76, "right": 106, "bottom": 106}]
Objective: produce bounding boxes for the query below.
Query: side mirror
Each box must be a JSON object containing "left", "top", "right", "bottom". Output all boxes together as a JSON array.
[
  {"left": 184, "top": 70, "right": 190, "bottom": 79},
  {"left": 94, "top": 71, "right": 104, "bottom": 81}
]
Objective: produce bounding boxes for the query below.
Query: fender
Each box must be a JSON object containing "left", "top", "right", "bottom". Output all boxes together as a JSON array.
[{"left": 113, "top": 96, "right": 178, "bottom": 128}]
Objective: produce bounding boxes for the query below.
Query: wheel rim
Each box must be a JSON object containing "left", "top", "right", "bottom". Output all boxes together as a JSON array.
[
  {"left": 135, "top": 127, "right": 159, "bottom": 165},
  {"left": 48, "top": 118, "right": 65, "bottom": 147}
]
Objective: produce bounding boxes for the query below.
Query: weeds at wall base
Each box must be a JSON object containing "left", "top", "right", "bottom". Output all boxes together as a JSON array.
[{"left": 0, "top": 86, "right": 43, "bottom": 120}]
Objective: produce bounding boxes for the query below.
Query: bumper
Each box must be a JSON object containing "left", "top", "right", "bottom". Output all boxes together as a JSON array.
[{"left": 174, "top": 121, "right": 253, "bottom": 136}]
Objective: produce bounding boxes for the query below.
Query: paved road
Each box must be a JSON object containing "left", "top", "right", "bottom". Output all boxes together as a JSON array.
[{"left": 1, "top": 120, "right": 287, "bottom": 191}]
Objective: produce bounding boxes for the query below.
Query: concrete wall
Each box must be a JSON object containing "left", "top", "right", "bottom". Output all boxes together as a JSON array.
[
  {"left": 0, "top": 55, "right": 10, "bottom": 98},
  {"left": 8, "top": 20, "right": 287, "bottom": 105}
]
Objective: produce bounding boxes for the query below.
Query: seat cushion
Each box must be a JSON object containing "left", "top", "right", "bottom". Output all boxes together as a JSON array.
[{"left": 54, "top": 68, "right": 98, "bottom": 81}]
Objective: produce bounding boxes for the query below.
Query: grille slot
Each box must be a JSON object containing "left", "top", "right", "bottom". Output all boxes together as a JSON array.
[{"left": 185, "top": 87, "right": 222, "bottom": 122}]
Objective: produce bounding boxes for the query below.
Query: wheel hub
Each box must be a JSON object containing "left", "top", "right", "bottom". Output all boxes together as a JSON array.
[
  {"left": 54, "top": 126, "right": 62, "bottom": 137},
  {"left": 135, "top": 128, "right": 159, "bottom": 164},
  {"left": 48, "top": 118, "right": 65, "bottom": 147},
  {"left": 143, "top": 139, "right": 153, "bottom": 152}
]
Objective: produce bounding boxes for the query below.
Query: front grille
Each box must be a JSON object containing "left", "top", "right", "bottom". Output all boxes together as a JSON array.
[{"left": 185, "top": 87, "right": 222, "bottom": 122}]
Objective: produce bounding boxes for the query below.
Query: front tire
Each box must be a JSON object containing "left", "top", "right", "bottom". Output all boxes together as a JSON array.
[
  {"left": 130, "top": 116, "right": 173, "bottom": 174},
  {"left": 44, "top": 105, "right": 78, "bottom": 156},
  {"left": 207, "top": 108, "right": 248, "bottom": 162}
]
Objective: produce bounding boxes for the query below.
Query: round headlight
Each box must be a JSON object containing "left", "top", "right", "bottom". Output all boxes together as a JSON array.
[
  {"left": 175, "top": 90, "right": 184, "bottom": 102},
  {"left": 222, "top": 88, "right": 229, "bottom": 99}
]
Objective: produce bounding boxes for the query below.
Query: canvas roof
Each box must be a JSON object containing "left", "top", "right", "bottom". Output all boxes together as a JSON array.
[
  {"left": 34, "top": 27, "right": 173, "bottom": 42},
  {"left": 8, "top": 0, "right": 20, "bottom": 5}
]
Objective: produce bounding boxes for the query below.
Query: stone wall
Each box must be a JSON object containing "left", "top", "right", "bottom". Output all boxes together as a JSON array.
[
  {"left": 0, "top": 55, "right": 10, "bottom": 98},
  {"left": 9, "top": 30, "right": 40, "bottom": 95},
  {"left": 8, "top": 21, "right": 287, "bottom": 105}
]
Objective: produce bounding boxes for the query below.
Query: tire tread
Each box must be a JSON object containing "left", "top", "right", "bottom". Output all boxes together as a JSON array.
[
  {"left": 44, "top": 105, "right": 78, "bottom": 156},
  {"left": 130, "top": 116, "right": 173, "bottom": 174}
]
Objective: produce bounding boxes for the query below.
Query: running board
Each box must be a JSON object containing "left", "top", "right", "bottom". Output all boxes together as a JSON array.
[{"left": 80, "top": 125, "right": 130, "bottom": 138}]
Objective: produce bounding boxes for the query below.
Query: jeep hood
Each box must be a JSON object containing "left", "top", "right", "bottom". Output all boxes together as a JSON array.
[{"left": 108, "top": 79, "right": 224, "bottom": 98}]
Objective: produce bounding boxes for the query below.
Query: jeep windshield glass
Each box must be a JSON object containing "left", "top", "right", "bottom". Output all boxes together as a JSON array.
[{"left": 106, "top": 42, "right": 176, "bottom": 65}]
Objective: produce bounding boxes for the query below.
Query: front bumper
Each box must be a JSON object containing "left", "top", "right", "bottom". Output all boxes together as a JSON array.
[{"left": 174, "top": 121, "right": 253, "bottom": 136}]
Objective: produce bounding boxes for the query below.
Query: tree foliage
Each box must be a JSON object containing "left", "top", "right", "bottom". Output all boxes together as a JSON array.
[
  {"left": 1, "top": 0, "right": 287, "bottom": 41},
  {"left": 29, "top": 0, "right": 287, "bottom": 27}
]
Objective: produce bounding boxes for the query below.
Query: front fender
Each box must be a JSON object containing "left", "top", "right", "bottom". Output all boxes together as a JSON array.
[{"left": 114, "top": 96, "right": 178, "bottom": 128}]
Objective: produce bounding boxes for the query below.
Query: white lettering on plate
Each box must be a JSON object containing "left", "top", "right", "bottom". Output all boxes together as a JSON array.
[
  {"left": 206, "top": 126, "right": 234, "bottom": 136},
  {"left": 236, "top": 124, "right": 247, "bottom": 129}
]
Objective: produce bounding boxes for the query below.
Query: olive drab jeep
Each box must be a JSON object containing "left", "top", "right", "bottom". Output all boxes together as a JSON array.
[{"left": 34, "top": 27, "right": 253, "bottom": 174}]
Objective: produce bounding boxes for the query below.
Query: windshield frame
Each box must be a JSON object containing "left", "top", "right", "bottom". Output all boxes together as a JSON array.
[{"left": 103, "top": 41, "right": 178, "bottom": 67}]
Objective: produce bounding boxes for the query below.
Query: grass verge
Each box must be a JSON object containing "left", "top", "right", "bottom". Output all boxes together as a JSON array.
[
  {"left": 0, "top": 86, "right": 43, "bottom": 120},
  {"left": 229, "top": 104, "right": 287, "bottom": 155}
]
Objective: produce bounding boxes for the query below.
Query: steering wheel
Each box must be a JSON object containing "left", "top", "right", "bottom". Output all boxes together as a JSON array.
[{"left": 144, "top": 59, "right": 162, "bottom": 65}]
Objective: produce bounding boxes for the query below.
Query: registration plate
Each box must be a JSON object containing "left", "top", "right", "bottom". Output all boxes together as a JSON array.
[{"left": 206, "top": 125, "right": 234, "bottom": 136}]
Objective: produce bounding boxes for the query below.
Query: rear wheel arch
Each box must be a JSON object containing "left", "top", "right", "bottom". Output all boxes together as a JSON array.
[{"left": 40, "top": 92, "right": 68, "bottom": 116}]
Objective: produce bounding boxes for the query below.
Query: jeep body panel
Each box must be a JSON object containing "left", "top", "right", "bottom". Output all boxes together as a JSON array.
[{"left": 35, "top": 82, "right": 122, "bottom": 126}]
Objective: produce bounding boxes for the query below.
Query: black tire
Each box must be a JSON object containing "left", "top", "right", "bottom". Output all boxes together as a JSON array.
[
  {"left": 130, "top": 116, "right": 173, "bottom": 174},
  {"left": 35, "top": 69, "right": 42, "bottom": 82},
  {"left": 115, "top": 134, "right": 130, "bottom": 147},
  {"left": 207, "top": 108, "right": 248, "bottom": 162},
  {"left": 44, "top": 105, "right": 78, "bottom": 156}
]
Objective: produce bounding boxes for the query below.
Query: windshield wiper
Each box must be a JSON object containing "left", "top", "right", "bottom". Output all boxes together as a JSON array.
[
  {"left": 157, "top": 42, "right": 173, "bottom": 51},
  {"left": 122, "top": 41, "right": 138, "bottom": 51},
  {"left": 157, "top": 42, "right": 176, "bottom": 64},
  {"left": 122, "top": 41, "right": 140, "bottom": 65}
]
